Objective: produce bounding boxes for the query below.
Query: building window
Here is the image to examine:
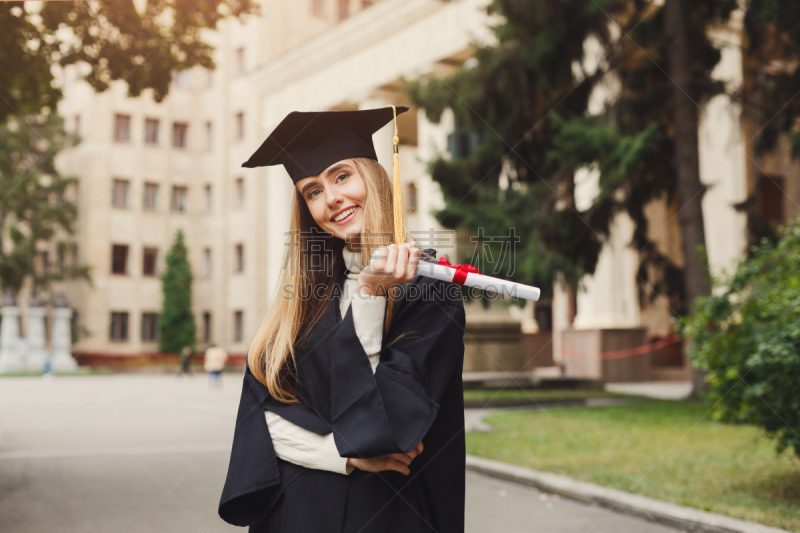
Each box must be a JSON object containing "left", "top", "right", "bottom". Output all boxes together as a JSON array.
[
  {"left": 72, "top": 243, "right": 80, "bottom": 270},
  {"left": 112, "top": 179, "right": 130, "bottom": 208},
  {"left": 70, "top": 308, "right": 79, "bottom": 344},
  {"left": 111, "top": 245, "right": 128, "bottom": 275},
  {"left": 235, "top": 178, "right": 244, "bottom": 208},
  {"left": 172, "top": 186, "right": 188, "bottom": 213},
  {"left": 172, "top": 70, "right": 191, "bottom": 89},
  {"left": 311, "top": 0, "right": 326, "bottom": 16},
  {"left": 173, "top": 122, "right": 188, "bottom": 149},
  {"left": 234, "top": 310, "right": 243, "bottom": 342},
  {"left": 337, "top": 0, "right": 350, "bottom": 20},
  {"left": 534, "top": 304, "right": 553, "bottom": 332},
  {"left": 203, "top": 184, "right": 212, "bottom": 213},
  {"left": 141, "top": 313, "right": 159, "bottom": 341},
  {"left": 110, "top": 312, "right": 129, "bottom": 341},
  {"left": 38, "top": 251, "right": 50, "bottom": 278},
  {"left": 73, "top": 114, "right": 81, "bottom": 134},
  {"left": 235, "top": 112, "right": 244, "bottom": 141},
  {"left": 236, "top": 47, "right": 245, "bottom": 77},
  {"left": 143, "top": 182, "right": 159, "bottom": 211},
  {"left": 407, "top": 182, "right": 418, "bottom": 213},
  {"left": 447, "top": 128, "right": 483, "bottom": 159},
  {"left": 143, "top": 247, "right": 158, "bottom": 276},
  {"left": 144, "top": 118, "right": 159, "bottom": 145},
  {"left": 114, "top": 114, "right": 131, "bottom": 142},
  {"left": 57, "top": 247, "right": 65, "bottom": 277},
  {"left": 204, "top": 121, "right": 213, "bottom": 151},
  {"left": 203, "top": 312, "right": 211, "bottom": 343},
  {"left": 235, "top": 243, "right": 244, "bottom": 273},
  {"left": 758, "top": 174, "right": 785, "bottom": 226},
  {"left": 202, "top": 247, "right": 212, "bottom": 278}
]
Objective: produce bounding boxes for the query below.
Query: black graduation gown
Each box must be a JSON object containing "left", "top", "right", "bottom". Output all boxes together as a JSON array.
[{"left": 218, "top": 248, "right": 467, "bottom": 533}]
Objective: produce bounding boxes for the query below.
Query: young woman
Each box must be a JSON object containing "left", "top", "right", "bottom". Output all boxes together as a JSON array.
[{"left": 219, "top": 107, "right": 467, "bottom": 533}]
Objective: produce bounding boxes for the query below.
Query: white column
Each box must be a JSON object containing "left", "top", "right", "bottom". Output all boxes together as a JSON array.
[
  {"left": 25, "top": 304, "right": 47, "bottom": 371},
  {"left": 415, "top": 108, "right": 452, "bottom": 251},
  {"left": 51, "top": 307, "right": 78, "bottom": 371},
  {"left": 359, "top": 95, "right": 395, "bottom": 171},
  {"left": 571, "top": 166, "right": 640, "bottom": 330},
  {"left": 699, "top": 22, "right": 748, "bottom": 277},
  {"left": 573, "top": 211, "right": 641, "bottom": 330},
  {"left": 551, "top": 275, "right": 570, "bottom": 364},
  {"left": 0, "top": 303, "right": 23, "bottom": 373},
  {"left": 508, "top": 299, "right": 539, "bottom": 334}
]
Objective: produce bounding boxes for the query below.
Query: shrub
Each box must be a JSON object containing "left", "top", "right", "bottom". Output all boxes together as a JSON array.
[{"left": 682, "top": 220, "right": 800, "bottom": 459}]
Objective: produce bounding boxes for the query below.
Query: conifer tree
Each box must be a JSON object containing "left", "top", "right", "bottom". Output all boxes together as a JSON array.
[
  {"left": 159, "top": 229, "right": 196, "bottom": 354},
  {"left": 406, "top": 0, "right": 735, "bottom": 315},
  {"left": 737, "top": 1, "right": 800, "bottom": 245},
  {"left": 406, "top": 0, "right": 626, "bottom": 300}
]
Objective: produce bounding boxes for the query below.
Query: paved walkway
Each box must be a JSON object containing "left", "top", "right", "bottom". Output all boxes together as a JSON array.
[
  {"left": 0, "top": 375, "right": 679, "bottom": 532},
  {"left": 604, "top": 381, "right": 693, "bottom": 400}
]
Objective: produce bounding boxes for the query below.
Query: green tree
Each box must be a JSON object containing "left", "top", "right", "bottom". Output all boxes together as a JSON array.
[
  {"left": 0, "top": 0, "right": 258, "bottom": 125},
  {"left": 734, "top": 1, "right": 800, "bottom": 245},
  {"left": 406, "top": 0, "right": 735, "bottom": 314},
  {"left": 682, "top": 219, "right": 800, "bottom": 459},
  {"left": 406, "top": 0, "right": 625, "bottom": 299},
  {"left": 0, "top": 112, "right": 90, "bottom": 298},
  {"left": 159, "top": 229, "right": 196, "bottom": 354}
]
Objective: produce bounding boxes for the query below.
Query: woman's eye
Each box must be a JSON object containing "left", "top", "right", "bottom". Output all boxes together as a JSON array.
[
  {"left": 308, "top": 189, "right": 321, "bottom": 199},
  {"left": 336, "top": 173, "right": 348, "bottom": 183}
]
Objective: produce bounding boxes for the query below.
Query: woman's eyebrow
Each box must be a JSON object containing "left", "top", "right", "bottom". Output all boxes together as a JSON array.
[
  {"left": 302, "top": 163, "right": 351, "bottom": 195},
  {"left": 300, "top": 180, "right": 319, "bottom": 195},
  {"left": 321, "top": 162, "right": 349, "bottom": 179}
]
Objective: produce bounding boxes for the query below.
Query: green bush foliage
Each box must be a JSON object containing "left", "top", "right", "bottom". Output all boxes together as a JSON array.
[{"left": 683, "top": 221, "right": 800, "bottom": 459}]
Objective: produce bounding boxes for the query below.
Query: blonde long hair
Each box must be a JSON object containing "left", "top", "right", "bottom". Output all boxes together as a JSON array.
[{"left": 248, "top": 158, "right": 408, "bottom": 402}]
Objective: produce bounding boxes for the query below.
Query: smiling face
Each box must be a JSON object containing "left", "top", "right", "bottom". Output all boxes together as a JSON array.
[{"left": 296, "top": 158, "right": 366, "bottom": 242}]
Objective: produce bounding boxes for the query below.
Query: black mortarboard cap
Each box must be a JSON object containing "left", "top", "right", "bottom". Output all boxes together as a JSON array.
[{"left": 242, "top": 106, "right": 409, "bottom": 183}]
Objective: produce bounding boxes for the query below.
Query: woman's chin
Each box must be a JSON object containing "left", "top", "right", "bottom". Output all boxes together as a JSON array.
[{"left": 337, "top": 222, "right": 362, "bottom": 242}]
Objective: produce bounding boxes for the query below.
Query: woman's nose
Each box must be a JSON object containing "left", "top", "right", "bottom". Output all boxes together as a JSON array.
[{"left": 326, "top": 190, "right": 343, "bottom": 207}]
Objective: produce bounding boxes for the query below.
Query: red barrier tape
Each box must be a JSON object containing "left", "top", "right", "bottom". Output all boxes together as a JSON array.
[{"left": 561, "top": 335, "right": 682, "bottom": 361}]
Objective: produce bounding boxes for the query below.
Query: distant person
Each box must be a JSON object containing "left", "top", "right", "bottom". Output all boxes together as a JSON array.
[
  {"left": 42, "top": 348, "right": 53, "bottom": 379},
  {"left": 204, "top": 343, "right": 228, "bottom": 387},
  {"left": 178, "top": 345, "right": 192, "bottom": 376}
]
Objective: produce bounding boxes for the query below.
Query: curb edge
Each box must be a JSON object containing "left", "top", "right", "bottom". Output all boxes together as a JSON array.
[{"left": 465, "top": 455, "right": 791, "bottom": 533}]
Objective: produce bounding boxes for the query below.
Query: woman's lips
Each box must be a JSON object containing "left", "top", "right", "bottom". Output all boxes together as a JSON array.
[{"left": 332, "top": 206, "right": 359, "bottom": 226}]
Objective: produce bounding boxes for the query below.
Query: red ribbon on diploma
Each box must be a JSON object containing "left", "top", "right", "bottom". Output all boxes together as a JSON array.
[{"left": 437, "top": 257, "right": 482, "bottom": 286}]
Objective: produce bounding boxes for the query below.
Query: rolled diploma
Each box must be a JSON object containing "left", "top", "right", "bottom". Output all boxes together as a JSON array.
[{"left": 370, "top": 251, "right": 541, "bottom": 301}]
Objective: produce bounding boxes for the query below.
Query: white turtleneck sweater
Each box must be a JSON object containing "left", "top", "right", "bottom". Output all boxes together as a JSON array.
[{"left": 265, "top": 244, "right": 387, "bottom": 475}]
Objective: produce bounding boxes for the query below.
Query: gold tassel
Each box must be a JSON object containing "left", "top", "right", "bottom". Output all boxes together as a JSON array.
[{"left": 383, "top": 105, "right": 404, "bottom": 335}]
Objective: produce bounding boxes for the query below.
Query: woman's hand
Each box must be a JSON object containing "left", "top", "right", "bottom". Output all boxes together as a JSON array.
[
  {"left": 346, "top": 441, "right": 424, "bottom": 475},
  {"left": 358, "top": 242, "right": 421, "bottom": 297}
]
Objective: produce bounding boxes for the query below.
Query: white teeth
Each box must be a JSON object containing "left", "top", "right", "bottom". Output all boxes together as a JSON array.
[{"left": 334, "top": 207, "right": 356, "bottom": 222}]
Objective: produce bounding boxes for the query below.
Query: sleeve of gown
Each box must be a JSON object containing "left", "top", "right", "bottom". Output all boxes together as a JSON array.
[
  {"left": 218, "top": 369, "right": 283, "bottom": 527},
  {"left": 256, "top": 295, "right": 384, "bottom": 475},
  {"left": 331, "top": 276, "right": 465, "bottom": 458},
  {"left": 266, "top": 410, "right": 354, "bottom": 474}
]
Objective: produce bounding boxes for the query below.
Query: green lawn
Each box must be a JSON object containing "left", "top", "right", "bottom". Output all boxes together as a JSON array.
[{"left": 466, "top": 401, "right": 800, "bottom": 531}]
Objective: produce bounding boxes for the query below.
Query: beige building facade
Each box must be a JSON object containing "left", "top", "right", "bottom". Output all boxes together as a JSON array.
[
  {"left": 56, "top": 0, "right": 377, "bottom": 357},
  {"left": 55, "top": 0, "right": 494, "bottom": 359},
  {"left": 53, "top": 1, "right": 797, "bottom": 379}
]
